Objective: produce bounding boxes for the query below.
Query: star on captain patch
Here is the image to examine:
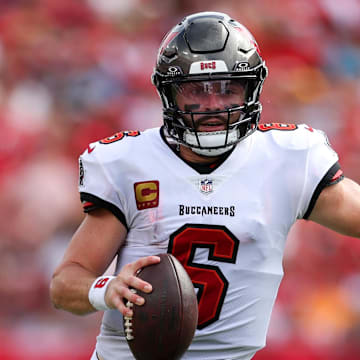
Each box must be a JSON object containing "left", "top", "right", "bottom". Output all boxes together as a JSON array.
[{"left": 199, "top": 178, "right": 213, "bottom": 194}]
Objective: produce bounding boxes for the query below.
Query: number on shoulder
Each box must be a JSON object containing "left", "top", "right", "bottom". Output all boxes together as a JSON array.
[
  {"left": 258, "top": 123, "right": 298, "bottom": 132},
  {"left": 99, "top": 131, "right": 141, "bottom": 144}
]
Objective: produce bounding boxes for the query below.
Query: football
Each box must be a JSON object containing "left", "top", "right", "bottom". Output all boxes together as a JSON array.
[{"left": 124, "top": 253, "right": 198, "bottom": 360}]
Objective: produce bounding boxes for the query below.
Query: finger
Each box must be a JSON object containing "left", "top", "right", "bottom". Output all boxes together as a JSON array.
[
  {"left": 109, "top": 256, "right": 162, "bottom": 315},
  {"left": 129, "top": 255, "right": 161, "bottom": 274},
  {"left": 112, "top": 295, "right": 133, "bottom": 317},
  {"left": 108, "top": 286, "right": 143, "bottom": 316},
  {"left": 119, "top": 256, "right": 161, "bottom": 291},
  {"left": 124, "top": 287, "right": 145, "bottom": 306},
  {"left": 127, "top": 275, "right": 153, "bottom": 293},
  {"left": 111, "top": 282, "right": 145, "bottom": 306},
  {"left": 117, "top": 271, "right": 152, "bottom": 293}
]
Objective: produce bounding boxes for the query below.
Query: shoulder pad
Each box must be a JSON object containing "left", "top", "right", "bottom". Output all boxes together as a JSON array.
[
  {"left": 258, "top": 123, "right": 332, "bottom": 151},
  {"left": 80, "top": 130, "right": 142, "bottom": 163}
]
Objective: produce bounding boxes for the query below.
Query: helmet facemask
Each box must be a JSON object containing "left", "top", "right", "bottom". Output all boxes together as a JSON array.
[{"left": 164, "top": 78, "right": 254, "bottom": 156}]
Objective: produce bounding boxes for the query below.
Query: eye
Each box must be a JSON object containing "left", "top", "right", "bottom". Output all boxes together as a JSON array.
[
  {"left": 226, "top": 86, "right": 244, "bottom": 95},
  {"left": 189, "top": 84, "right": 204, "bottom": 96},
  {"left": 224, "top": 89, "right": 235, "bottom": 95}
]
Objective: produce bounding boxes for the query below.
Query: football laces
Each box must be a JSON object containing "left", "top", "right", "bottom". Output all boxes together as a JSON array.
[{"left": 124, "top": 288, "right": 137, "bottom": 341}]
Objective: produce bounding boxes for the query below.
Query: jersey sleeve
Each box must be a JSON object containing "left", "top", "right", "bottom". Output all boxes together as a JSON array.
[
  {"left": 297, "top": 126, "right": 343, "bottom": 219},
  {"left": 78, "top": 145, "right": 127, "bottom": 229}
]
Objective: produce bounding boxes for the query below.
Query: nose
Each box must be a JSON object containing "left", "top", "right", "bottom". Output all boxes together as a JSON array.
[{"left": 202, "top": 93, "right": 225, "bottom": 111}]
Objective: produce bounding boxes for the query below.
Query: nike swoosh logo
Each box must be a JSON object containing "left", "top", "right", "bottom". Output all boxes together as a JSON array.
[{"left": 87, "top": 145, "right": 95, "bottom": 153}]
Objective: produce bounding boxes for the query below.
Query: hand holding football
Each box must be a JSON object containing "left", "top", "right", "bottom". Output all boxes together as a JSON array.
[{"left": 124, "top": 253, "right": 198, "bottom": 360}]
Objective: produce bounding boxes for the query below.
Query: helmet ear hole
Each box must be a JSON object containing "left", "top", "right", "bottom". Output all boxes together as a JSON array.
[{"left": 152, "top": 11, "right": 268, "bottom": 154}]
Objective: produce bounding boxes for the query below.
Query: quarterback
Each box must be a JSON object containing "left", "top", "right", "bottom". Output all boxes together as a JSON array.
[{"left": 50, "top": 12, "right": 360, "bottom": 360}]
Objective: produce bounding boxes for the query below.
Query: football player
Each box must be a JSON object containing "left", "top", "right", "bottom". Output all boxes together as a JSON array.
[{"left": 50, "top": 12, "right": 360, "bottom": 360}]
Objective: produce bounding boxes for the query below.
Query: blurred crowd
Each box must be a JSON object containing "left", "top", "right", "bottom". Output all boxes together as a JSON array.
[{"left": 0, "top": 0, "right": 360, "bottom": 359}]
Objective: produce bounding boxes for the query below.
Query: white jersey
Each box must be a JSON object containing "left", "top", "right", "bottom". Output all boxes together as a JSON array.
[{"left": 79, "top": 124, "right": 340, "bottom": 360}]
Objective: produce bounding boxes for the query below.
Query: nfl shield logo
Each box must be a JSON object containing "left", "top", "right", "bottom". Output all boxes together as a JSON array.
[{"left": 199, "top": 178, "right": 213, "bottom": 194}]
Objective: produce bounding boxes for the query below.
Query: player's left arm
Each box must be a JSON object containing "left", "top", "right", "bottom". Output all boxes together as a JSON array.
[{"left": 308, "top": 177, "right": 360, "bottom": 238}]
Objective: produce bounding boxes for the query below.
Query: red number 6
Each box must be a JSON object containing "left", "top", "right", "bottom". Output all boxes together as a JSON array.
[{"left": 168, "top": 224, "right": 239, "bottom": 329}]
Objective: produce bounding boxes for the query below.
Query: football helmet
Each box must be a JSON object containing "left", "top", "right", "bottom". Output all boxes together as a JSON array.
[{"left": 152, "top": 12, "right": 268, "bottom": 156}]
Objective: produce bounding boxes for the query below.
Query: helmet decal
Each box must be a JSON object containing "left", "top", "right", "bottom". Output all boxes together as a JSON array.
[
  {"left": 189, "top": 60, "right": 228, "bottom": 74},
  {"left": 234, "top": 62, "right": 250, "bottom": 72},
  {"left": 167, "top": 66, "right": 183, "bottom": 76}
]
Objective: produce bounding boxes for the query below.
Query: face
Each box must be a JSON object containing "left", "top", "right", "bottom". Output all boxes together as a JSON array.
[{"left": 172, "top": 80, "right": 247, "bottom": 132}]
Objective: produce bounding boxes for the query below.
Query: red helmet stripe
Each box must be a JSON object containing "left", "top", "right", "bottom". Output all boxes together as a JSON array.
[
  {"left": 234, "top": 26, "right": 261, "bottom": 54},
  {"left": 159, "top": 31, "right": 179, "bottom": 55}
]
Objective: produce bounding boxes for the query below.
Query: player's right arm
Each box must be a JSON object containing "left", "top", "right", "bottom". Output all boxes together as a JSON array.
[{"left": 50, "top": 208, "right": 160, "bottom": 316}]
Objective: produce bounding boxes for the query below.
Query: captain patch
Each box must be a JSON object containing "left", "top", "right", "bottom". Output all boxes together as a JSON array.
[{"left": 134, "top": 181, "right": 160, "bottom": 210}]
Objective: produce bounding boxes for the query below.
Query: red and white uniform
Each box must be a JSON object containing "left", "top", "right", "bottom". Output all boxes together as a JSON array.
[{"left": 79, "top": 124, "right": 342, "bottom": 360}]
